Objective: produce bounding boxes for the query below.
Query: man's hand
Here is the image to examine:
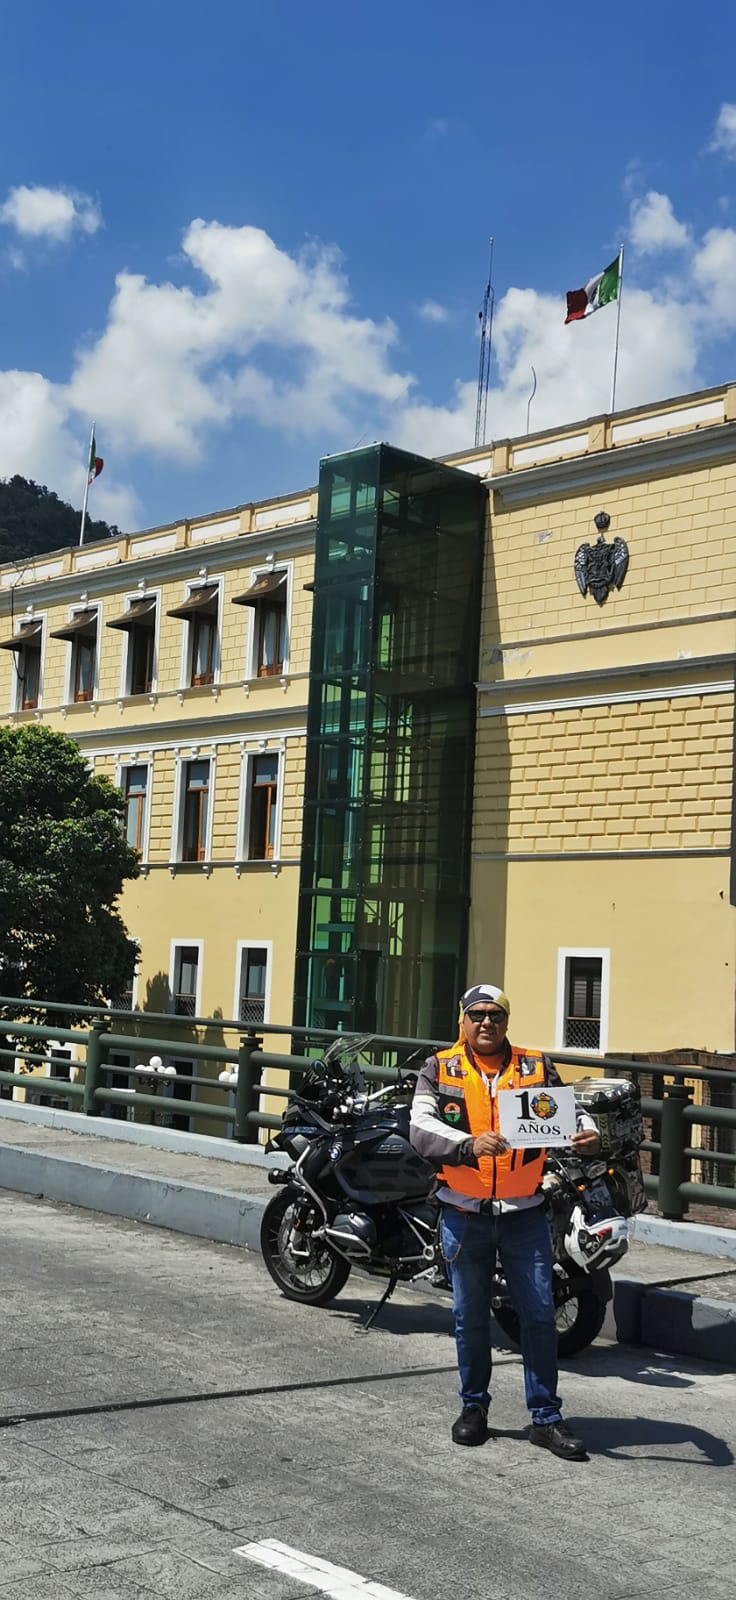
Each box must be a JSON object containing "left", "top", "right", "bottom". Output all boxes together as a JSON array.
[
  {"left": 472, "top": 1131, "right": 509, "bottom": 1157},
  {"left": 570, "top": 1128, "right": 601, "bottom": 1156}
]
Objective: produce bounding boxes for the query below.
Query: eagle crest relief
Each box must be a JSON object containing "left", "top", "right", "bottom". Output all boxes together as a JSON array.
[{"left": 574, "top": 517, "right": 629, "bottom": 605}]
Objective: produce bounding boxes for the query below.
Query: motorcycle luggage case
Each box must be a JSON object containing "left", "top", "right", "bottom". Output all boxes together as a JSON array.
[{"left": 572, "top": 1076, "right": 643, "bottom": 1156}]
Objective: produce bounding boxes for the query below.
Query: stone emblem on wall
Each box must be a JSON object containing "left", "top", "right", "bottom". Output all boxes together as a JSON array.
[{"left": 574, "top": 511, "right": 629, "bottom": 604}]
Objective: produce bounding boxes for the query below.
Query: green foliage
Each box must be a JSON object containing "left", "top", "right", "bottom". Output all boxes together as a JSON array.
[
  {"left": 0, "top": 725, "right": 139, "bottom": 1006},
  {"left": 0, "top": 475, "right": 119, "bottom": 567}
]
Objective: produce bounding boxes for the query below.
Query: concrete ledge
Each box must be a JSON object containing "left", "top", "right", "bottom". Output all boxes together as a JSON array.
[
  {"left": 633, "top": 1214, "right": 736, "bottom": 1261},
  {"left": 639, "top": 1287, "right": 736, "bottom": 1365},
  {"left": 0, "top": 1146, "right": 265, "bottom": 1251},
  {"left": 0, "top": 1100, "right": 285, "bottom": 1169}
]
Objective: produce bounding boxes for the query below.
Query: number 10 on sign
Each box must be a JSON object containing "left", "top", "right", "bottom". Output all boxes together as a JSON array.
[{"left": 496, "top": 1084, "right": 577, "bottom": 1148}]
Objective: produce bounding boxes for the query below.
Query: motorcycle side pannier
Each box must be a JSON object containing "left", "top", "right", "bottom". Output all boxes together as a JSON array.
[
  {"left": 572, "top": 1076, "right": 643, "bottom": 1156},
  {"left": 572, "top": 1076, "right": 647, "bottom": 1216}
]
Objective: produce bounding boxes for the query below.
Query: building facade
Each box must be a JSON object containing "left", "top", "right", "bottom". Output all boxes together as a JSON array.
[{"left": 0, "top": 382, "right": 734, "bottom": 1062}]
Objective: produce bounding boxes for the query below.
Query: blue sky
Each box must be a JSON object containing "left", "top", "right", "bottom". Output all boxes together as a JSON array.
[{"left": 1, "top": 1, "right": 735, "bottom": 533}]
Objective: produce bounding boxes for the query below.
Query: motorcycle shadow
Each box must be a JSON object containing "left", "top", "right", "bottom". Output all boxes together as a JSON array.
[{"left": 325, "top": 1293, "right": 456, "bottom": 1339}]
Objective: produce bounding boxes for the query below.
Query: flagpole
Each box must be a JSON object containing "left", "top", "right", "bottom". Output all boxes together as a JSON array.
[
  {"left": 609, "top": 245, "right": 624, "bottom": 414},
  {"left": 79, "top": 421, "right": 95, "bottom": 547}
]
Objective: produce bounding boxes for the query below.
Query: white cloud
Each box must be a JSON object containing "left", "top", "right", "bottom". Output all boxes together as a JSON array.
[
  {"left": 710, "top": 103, "right": 736, "bottom": 158},
  {"left": 67, "top": 221, "right": 413, "bottom": 458},
  {"left": 3, "top": 169, "right": 736, "bottom": 534},
  {"left": 0, "top": 185, "right": 102, "bottom": 242},
  {"left": 692, "top": 227, "right": 736, "bottom": 327},
  {"left": 417, "top": 299, "right": 450, "bottom": 324},
  {"left": 630, "top": 191, "right": 690, "bottom": 254}
]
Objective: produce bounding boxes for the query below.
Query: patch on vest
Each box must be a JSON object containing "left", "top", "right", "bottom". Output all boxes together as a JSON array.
[
  {"left": 518, "top": 1055, "right": 541, "bottom": 1078},
  {"left": 443, "top": 1056, "right": 466, "bottom": 1079},
  {"left": 443, "top": 1100, "right": 462, "bottom": 1124}
]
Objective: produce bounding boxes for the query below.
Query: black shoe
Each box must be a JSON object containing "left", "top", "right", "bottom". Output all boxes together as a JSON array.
[
  {"left": 451, "top": 1405, "right": 489, "bottom": 1446},
  {"left": 529, "top": 1420, "right": 588, "bottom": 1461}
]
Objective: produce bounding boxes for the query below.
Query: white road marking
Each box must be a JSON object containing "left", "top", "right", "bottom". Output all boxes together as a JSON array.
[{"left": 234, "top": 1537, "right": 416, "bottom": 1599}]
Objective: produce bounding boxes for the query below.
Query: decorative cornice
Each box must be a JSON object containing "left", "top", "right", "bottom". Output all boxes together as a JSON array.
[
  {"left": 477, "top": 651, "right": 736, "bottom": 699},
  {"left": 0, "top": 520, "right": 317, "bottom": 615},
  {"left": 489, "top": 420, "right": 736, "bottom": 507}
]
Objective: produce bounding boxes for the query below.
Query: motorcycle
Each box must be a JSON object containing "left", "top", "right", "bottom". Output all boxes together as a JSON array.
[{"left": 261, "top": 1036, "right": 643, "bottom": 1357}]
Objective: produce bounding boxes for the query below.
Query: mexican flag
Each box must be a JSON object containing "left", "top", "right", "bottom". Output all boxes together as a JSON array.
[
  {"left": 565, "top": 256, "right": 620, "bottom": 324},
  {"left": 87, "top": 430, "right": 104, "bottom": 484}
]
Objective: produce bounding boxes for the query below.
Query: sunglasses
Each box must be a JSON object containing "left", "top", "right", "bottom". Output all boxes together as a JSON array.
[{"left": 465, "top": 1009, "right": 507, "bottom": 1025}]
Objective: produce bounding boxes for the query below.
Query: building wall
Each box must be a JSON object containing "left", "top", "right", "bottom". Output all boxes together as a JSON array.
[
  {"left": 1, "top": 385, "right": 734, "bottom": 1063},
  {"left": 468, "top": 386, "right": 736, "bottom": 1055},
  {"left": 0, "top": 490, "right": 316, "bottom": 1041}
]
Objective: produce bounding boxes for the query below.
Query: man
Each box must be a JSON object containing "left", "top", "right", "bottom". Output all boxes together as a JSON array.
[{"left": 410, "top": 982, "right": 601, "bottom": 1461}]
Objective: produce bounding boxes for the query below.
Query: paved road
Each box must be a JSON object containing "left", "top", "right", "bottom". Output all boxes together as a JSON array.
[{"left": 1, "top": 1191, "right": 734, "bottom": 1600}]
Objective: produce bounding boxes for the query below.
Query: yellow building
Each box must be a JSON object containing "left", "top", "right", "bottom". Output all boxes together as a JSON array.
[
  {"left": 0, "top": 381, "right": 734, "bottom": 1068},
  {"left": 468, "top": 383, "right": 736, "bottom": 1057}
]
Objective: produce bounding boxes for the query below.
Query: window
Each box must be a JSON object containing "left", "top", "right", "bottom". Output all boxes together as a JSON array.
[
  {"left": 107, "top": 597, "right": 156, "bottom": 695},
  {"left": 181, "top": 759, "right": 210, "bottom": 862},
  {"left": 51, "top": 609, "right": 99, "bottom": 703},
  {"left": 122, "top": 765, "right": 149, "bottom": 854},
  {"left": 232, "top": 570, "right": 288, "bottom": 678},
  {"left": 172, "top": 945, "right": 200, "bottom": 1017},
  {"left": 248, "top": 753, "right": 279, "bottom": 859},
  {"left": 0, "top": 619, "right": 43, "bottom": 710},
  {"left": 167, "top": 584, "right": 219, "bottom": 688},
  {"left": 556, "top": 950, "right": 609, "bottom": 1052},
  {"left": 237, "top": 946, "right": 268, "bottom": 1024}
]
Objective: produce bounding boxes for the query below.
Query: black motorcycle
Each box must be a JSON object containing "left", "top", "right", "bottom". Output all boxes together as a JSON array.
[{"left": 261, "top": 1037, "right": 641, "bottom": 1357}]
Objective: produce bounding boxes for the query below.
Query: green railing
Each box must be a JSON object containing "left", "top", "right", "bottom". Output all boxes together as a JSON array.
[{"left": 0, "top": 997, "right": 733, "bottom": 1224}]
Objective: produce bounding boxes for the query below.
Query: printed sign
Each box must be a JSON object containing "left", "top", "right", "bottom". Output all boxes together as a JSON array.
[{"left": 497, "top": 1084, "right": 577, "bottom": 1148}]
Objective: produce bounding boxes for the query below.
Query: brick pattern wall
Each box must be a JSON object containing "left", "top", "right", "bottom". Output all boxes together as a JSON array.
[
  {"left": 474, "top": 692, "right": 734, "bottom": 854},
  {"left": 487, "top": 462, "right": 736, "bottom": 641}
]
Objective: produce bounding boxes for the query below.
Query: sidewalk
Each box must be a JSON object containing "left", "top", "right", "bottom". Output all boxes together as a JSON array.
[{"left": 0, "top": 1102, "right": 734, "bottom": 1364}]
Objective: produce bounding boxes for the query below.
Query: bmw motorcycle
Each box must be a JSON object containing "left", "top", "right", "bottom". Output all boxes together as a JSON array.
[{"left": 261, "top": 1037, "right": 643, "bottom": 1357}]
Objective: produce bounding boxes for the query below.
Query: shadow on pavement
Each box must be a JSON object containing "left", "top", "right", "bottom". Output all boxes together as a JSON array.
[{"left": 580, "top": 1414, "right": 734, "bottom": 1466}]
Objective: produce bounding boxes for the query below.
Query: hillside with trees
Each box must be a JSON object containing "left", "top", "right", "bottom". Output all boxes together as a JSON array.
[{"left": 0, "top": 475, "right": 119, "bottom": 567}]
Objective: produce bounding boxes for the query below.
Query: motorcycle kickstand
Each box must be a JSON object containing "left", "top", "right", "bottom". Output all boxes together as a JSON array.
[{"left": 360, "top": 1269, "right": 399, "bottom": 1332}]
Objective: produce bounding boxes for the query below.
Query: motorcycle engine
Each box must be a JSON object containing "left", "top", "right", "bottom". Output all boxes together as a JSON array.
[{"left": 324, "top": 1211, "right": 377, "bottom": 1259}]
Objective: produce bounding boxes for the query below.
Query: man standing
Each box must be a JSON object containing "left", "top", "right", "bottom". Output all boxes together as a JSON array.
[{"left": 410, "top": 982, "right": 600, "bottom": 1460}]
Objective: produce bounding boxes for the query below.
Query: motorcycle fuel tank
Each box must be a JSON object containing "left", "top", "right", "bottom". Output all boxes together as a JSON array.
[{"left": 334, "top": 1113, "right": 435, "bottom": 1204}]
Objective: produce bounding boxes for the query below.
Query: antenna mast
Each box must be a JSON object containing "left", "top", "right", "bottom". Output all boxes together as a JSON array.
[{"left": 474, "top": 236, "right": 495, "bottom": 448}]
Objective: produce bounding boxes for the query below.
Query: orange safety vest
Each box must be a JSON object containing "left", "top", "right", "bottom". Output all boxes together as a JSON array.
[{"left": 437, "top": 1040, "right": 548, "bottom": 1202}]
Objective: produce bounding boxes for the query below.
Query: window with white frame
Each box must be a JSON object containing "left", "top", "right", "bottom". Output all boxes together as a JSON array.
[
  {"left": 171, "top": 945, "right": 201, "bottom": 1017},
  {"left": 556, "top": 949, "right": 609, "bottom": 1052},
  {"left": 167, "top": 583, "right": 220, "bottom": 688},
  {"left": 245, "top": 752, "right": 279, "bottom": 860},
  {"left": 51, "top": 607, "right": 99, "bottom": 703},
  {"left": 0, "top": 617, "right": 43, "bottom": 710},
  {"left": 121, "top": 765, "right": 149, "bottom": 855},
  {"left": 232, "top": 568, "right": 289, "bottom": 679},
  {"left": 107, "top": 595, "right": 157, "bottom": 696},
  {"left": 236, "top": 944, "right": 269, "bottom": 1025},
  {"left": 180, "top": 758, "right": 211, "bottom": 862}
]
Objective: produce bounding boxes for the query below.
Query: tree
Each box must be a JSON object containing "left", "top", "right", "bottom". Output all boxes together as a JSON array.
[
  {"left": 0, "top": 475, "right": 120, "bottom": 567},
  {"left": 0, "top": 725, "right": 139, "bottom": 1007}
]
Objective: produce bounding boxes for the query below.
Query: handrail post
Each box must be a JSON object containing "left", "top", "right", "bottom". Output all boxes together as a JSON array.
[
  {"left": 234, "top": 1031, "right": 262, "bottom": 1143},
  {"left": 83, "top": 1019, "right": 109, "bottom": 1117},
  {"left": 658, "top": 1083, "right": 693, "bottom": 1220}
]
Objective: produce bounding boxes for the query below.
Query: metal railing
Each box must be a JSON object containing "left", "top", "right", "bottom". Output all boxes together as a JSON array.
[{"left": 0, "top": 997, "right": 733, "bottom": 1223}]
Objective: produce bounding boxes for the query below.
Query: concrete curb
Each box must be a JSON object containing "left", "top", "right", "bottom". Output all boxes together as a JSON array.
[
  {"left": 0, "top": 1145, "right": 265, "bottom": 1251},
  {"left": 2, "top": 1139, "right": 735, "bottom": 1366}
]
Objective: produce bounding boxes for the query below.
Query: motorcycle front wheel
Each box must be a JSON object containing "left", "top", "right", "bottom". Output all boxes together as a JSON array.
[
  {"left": 492, "top": 1285, "right": 606, "bottom": 1359},
  {"left": 260, "top": 1189, "right": 351, "bottom": 1306}
]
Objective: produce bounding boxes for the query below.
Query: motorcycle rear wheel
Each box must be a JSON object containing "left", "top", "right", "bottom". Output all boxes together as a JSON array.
[
  {"left": 260, "top": 1190, "right": 351, "bottom": 1306},
  {"left": 492, "top": 1285, "right": 606, "bottom": 1359}
]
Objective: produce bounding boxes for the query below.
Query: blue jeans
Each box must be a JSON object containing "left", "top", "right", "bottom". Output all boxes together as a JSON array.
[{"left": 440, "top": 1203, "right": 562, "bottom": 1425}]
